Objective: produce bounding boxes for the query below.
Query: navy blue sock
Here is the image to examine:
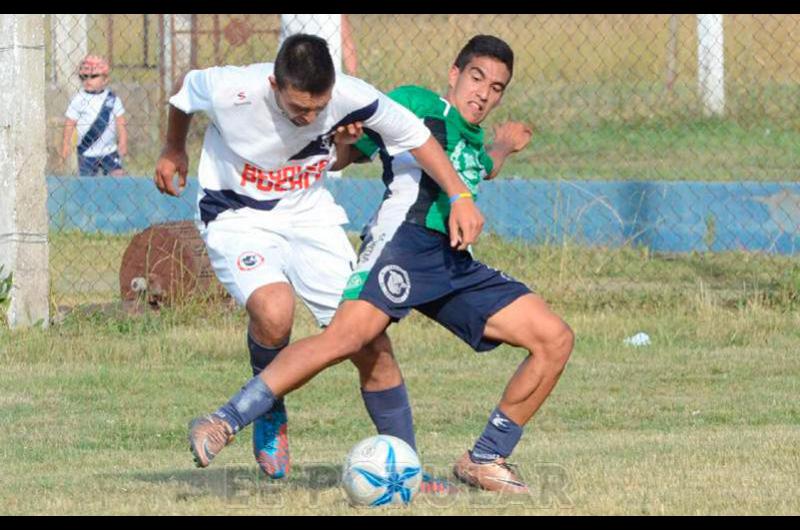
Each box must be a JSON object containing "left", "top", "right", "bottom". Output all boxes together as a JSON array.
[
  {"left": 470, "top": 407, "right": 523, "bottom": 463},
  {"left": 361, "top": 383, "right": 417, "bottom": 452},
  {"left": 248, "top": 332, "right": 287, "bottom": 414},
  {"left": 214, "top": 376, "right": 277, "bottom": 434}
]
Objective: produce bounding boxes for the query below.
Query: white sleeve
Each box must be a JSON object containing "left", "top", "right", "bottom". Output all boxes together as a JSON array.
[
  {"left": 64, "top": 95, "right": 81, "bottom": 121},
  {"left": 362, "top": 91, "right": 431, "bottom": 157},
  {"left": 113, "top": 96, "right": 125, "bottom": 117},
  {"left": 168, "top": 68, "right": 214, "bottom": 115}
]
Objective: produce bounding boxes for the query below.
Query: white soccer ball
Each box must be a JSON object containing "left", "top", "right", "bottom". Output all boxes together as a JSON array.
[{"left": 341, "top": 435, "right": 422, "bottom": 507}]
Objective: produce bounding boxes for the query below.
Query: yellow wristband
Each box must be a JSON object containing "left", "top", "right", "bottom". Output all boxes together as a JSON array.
[{"left": 449, "top": 192, "right": 473, "bottom": 205}]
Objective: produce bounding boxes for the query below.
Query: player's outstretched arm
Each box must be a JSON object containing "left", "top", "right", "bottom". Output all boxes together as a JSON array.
[
  {"left": 410, "top": 136, "right": 485, "bottom": 250},
  {"left": 486, "top": 121, "right": 533, "bottom": 180},
  {"left": 154, "top": 106, "right": 192, "bottom": 197}
]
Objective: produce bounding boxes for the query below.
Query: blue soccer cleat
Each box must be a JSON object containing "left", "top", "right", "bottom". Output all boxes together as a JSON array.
[
  {"left": 253, "top": 408, "right": 290, "bottom": 479},
  {"left": 418, "top": 472, "right": 460, "bottom": 495}
]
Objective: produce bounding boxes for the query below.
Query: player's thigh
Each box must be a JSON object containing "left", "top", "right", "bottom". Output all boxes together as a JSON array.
[
  {"left": 483, "top": 293, "right": 570, "bottom": 349},
  {"left": 285, "top": 225, "right": 356, "bottom": 326},
  {"left": 201, "top": 219, "right": 292, "bottom": 308},
  {"left": 416, "top": 260, "right": 531, "bottom": 352}
]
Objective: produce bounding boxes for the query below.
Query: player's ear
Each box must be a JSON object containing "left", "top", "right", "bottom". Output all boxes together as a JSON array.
[
  {"left": 448, "top": 65, "right": 460, "bottom": 90},
  {"left": 268, "top": 75, "right": 278, "bottom": 91}
]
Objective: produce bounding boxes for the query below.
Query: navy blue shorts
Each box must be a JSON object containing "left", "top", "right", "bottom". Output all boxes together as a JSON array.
[
  {"left": 78, "top": 151, "right": 123, "bottom": 176},
  {"left": 344, "top": 222, "right": 532, "bottom": 352}
]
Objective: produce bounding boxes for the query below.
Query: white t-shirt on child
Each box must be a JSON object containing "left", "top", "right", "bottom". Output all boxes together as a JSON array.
[{"left": 65, "top": 89, "right": 125, "bottom": 157}]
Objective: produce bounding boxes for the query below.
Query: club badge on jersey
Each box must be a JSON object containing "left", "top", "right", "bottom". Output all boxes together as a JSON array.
[{"left": 237, "top": 251, "right": 265, "bottom": 271}]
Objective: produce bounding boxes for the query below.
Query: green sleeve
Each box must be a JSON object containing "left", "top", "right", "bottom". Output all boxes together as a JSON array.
[
  {"left": 354, "top": 134, "right": 379, "bottom": 159},
  {"left": 353, "top": 85, "right": 430, "bottom": 159}
]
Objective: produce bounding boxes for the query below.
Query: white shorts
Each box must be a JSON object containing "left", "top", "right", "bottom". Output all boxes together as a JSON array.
[{"left": 199, "top": 218, "right": 357, "bottom": 326}]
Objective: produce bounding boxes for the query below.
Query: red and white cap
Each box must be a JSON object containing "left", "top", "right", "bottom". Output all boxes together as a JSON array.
[{"left": 78, "top": 54, "right": 110, "bottom": 76}]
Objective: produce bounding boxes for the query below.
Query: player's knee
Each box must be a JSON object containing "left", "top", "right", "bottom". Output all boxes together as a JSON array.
[
  {"left": 530, "top": 318, "right": 573, "bottom": 371},
  {"left": 545, "top": 320, "right": 574, "bottom": 370},
  {"left": 350, "top": 341, "right": 401, "bottom": 388},
  {"left": 248, "top": 314, "right": 292, "bottom": 347},
  {"left": 349, "top": 353, "right": 387, "bottom": 387},
  {"left": 359, "top": 333, "right": 392, "bottom": 359},
  {"left": 246, "top": 286, "right": 294, "bottom": 343}
]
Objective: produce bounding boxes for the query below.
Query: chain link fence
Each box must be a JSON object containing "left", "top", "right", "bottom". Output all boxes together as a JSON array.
[{"left": 43, "top": 14, "right": 800, "bottom": 311}]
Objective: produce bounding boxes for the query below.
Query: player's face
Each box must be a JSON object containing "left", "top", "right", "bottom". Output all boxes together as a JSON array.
[
  {"left": 271, "top": 79, "right": 332, "bottom": 127},
  {"left": 446, "top": 55, "right": 510, "bottom": 125}
]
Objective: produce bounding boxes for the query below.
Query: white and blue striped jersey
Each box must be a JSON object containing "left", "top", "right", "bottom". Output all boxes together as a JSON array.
[
  {"left": 169, "top": 63, "right": 431, "bottom": 227},
  {"left": 65, "top": 89, "right": 125, "bottom": 157}
]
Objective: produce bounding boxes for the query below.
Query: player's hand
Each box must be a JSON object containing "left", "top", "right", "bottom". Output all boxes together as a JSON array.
[
  {"left": 492, "top": 122, "right": 533, "bottom": 154},
  {"left": 333, "top": 121, "right": 364, "bottom": 145},
  {"left": 448, "top": 197, "right": 484, "bottom": 250},
  {"left": 154, "top": 147, "right": 189, "bottom": 197}
]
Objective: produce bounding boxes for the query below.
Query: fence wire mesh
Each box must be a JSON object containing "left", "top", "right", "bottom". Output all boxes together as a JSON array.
[{"left": 44, "top": 14, "right": 800, "bottom": 311}]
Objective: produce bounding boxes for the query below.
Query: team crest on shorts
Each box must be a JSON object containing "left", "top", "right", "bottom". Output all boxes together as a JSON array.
[
  {"left": 237, "top": 251, "right": 265, "bottom": 271},
  {"left": 378, "top": 264, "right": 410, "bottom": 303}
]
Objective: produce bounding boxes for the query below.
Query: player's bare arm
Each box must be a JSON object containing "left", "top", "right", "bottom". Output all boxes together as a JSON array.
[
  {"left": 410, "top": 136, "right": 485, "bottom": 250},
  {"left": 485, "top": 121, "right": 533, "bottom": 180},
  {"left": 154, "top": 106, "right": 192, "bottom": 197}
]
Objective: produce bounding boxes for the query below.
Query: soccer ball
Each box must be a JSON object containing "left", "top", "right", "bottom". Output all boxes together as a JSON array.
[{"left": 341, "top": 435, "right": 422, "bottom": 507}]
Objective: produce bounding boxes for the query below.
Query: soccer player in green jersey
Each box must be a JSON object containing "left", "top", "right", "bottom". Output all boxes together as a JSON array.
[{"left": 189, "top": 35, "right": 574, "bottom": 494}]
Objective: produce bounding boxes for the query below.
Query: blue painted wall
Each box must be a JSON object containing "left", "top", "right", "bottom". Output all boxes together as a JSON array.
[{"left": 47, "top": 176, "right": 800, "bottom": 255}]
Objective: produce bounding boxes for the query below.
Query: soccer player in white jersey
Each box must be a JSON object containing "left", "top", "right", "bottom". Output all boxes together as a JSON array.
[
  {"left": 154, "top": 34, "right": 483, "bottom": 484},
  {"left": 61, "top": 55, "right": 128, "bottom": 176}
]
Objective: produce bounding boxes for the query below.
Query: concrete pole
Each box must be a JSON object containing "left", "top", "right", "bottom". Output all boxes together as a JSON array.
[
  {"left": 0, "top": 14, "right": 50, "bottom": 328},
  {"left": 697, "top": 14, "right": 725, "bottom": 116}
]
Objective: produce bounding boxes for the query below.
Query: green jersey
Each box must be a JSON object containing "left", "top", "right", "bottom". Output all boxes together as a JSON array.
[{"left": 354, "top": 85, "right": 494, "bottom": 234}]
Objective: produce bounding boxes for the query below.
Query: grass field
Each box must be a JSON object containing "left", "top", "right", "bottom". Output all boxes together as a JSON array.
[{"left": 3, "top": 233, "right": 799, "bottom": 514}]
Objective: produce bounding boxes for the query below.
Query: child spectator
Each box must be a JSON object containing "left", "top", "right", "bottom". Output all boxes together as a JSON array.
[{"left": 61, "top": 54, "right": 128, "bottom": 176}]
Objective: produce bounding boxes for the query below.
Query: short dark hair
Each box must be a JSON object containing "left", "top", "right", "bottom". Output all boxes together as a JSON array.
[
  {"left": 274, "top": 33, "right": 335, "bottom": 94},
  {"left": 454, "top": 35, "right": 514, "bottom": 80}
]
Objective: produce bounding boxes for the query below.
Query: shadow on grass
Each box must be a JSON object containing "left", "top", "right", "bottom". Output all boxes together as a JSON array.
[
  {"left": 125, "top": 463, "right": 343, "bottom": 506},
  {"left": 122, "top": 461, "right": 575, "bottom": 511}
]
